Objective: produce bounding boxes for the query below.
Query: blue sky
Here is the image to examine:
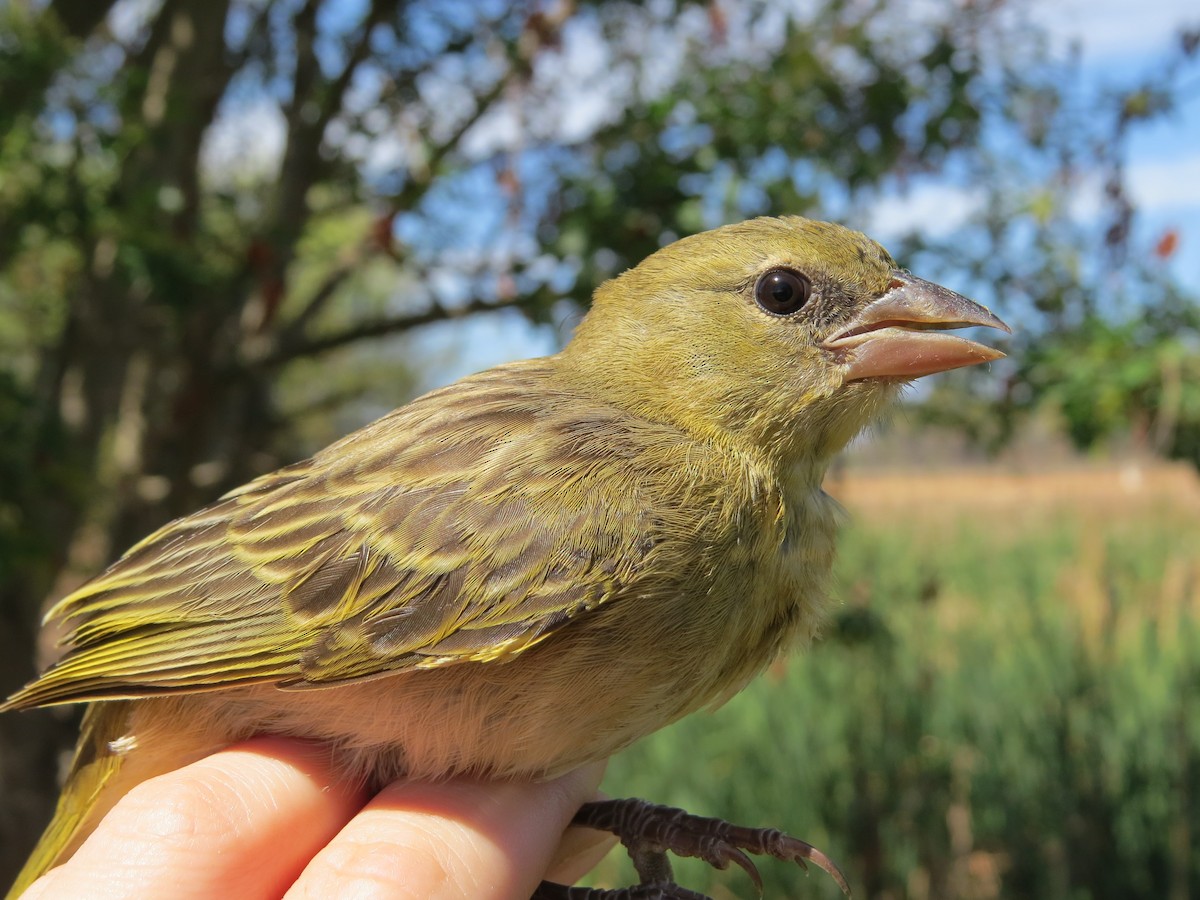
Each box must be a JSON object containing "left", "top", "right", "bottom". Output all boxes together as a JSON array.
[
  {"left": 867, "top": 0, "right": 1200, "bottom": 279},
  {"left": 1037, "top": 0, "right": 1199, "bottom": 285}
]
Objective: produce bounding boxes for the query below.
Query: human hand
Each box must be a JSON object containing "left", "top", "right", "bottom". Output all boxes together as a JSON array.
[{"left": 21, "top": 737, "right": 611, "bottom": 900}]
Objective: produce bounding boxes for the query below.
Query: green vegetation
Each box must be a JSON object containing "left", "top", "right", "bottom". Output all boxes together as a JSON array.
[{"left": 595, "top": 495, "right": 1200, "bottom": 898}]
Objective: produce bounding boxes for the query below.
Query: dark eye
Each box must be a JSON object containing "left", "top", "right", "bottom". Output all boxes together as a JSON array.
[{"left": 754, "top": 269, "right": 812, "bottom": 315}]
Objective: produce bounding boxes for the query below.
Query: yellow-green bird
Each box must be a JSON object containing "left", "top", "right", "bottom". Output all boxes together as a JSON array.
[{"left": 3, "top": 216, "right": 1008, "bottom": 899}]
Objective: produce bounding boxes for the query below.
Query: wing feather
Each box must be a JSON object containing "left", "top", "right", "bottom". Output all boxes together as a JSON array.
[{"left": 3, "top": 360, "right": 664, "bottom": 710}]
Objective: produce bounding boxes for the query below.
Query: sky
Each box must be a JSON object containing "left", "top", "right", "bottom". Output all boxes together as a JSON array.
[
  {"left": 868, "top": 0, "right": 1200, "bottom": 283},
  {"left": 1045, "top": 0, "right": 1200, "bottom": 260}
]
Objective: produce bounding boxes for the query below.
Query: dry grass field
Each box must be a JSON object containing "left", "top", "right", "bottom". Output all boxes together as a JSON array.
[{"left": 833, "top": 461, "right": 1200, "bottom": 522}]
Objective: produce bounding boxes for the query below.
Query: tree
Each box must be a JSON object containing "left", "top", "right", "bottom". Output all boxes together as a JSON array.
[{"left": 900, "top": 27, "right": 1200, "bottom": 463}]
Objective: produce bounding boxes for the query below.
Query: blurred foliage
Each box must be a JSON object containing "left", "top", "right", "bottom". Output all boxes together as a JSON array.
[
  {"left": 897, "top": 26, "right": 1200, "bottom": 467},
  {"left": 597, "top": 497, "right": 1200, "bottom": 898},
  {"left": 1, "top": 0, "right": 1199, "bottom": 887},
  {"left": 1021, "top": 309, "right": 1200, "bottom": 461}
]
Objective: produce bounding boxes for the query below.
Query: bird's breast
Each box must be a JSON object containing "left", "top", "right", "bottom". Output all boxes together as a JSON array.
[{"left": 696, "top": 478, "right": 843, "bottom": 710}]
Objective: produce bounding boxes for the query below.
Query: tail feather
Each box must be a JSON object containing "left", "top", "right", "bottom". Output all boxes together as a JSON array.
[{"left": 7, "top": 703, "right": 130, "bottom": 899}]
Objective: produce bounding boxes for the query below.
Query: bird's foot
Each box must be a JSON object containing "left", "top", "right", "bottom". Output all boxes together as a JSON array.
[
  {"left": 533, "top": 797, "right": 850, "bottom": 899},
  {"left": 531, "top": 882, "right": 707, "bottom": 900}
]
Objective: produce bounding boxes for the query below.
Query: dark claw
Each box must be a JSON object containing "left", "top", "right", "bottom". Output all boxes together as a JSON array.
[
  {"left": 533, "top": 881, "right": 710, "bottom": 899},
  {"left": 715, "top": 843, "right": 763, "bottom": 894},
  {"left": 566, "top": 798, "right": 851, "bottom": 898},
  {"left": 718, "top": 822, "right": 848, "bottom": 893}
]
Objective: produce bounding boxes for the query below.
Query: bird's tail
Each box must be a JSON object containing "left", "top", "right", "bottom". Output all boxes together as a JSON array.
[{"left": 7, "top": 702, "right": 133, "bottom": 899}]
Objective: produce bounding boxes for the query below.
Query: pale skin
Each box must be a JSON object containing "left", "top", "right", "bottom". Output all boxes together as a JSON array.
[{"left": 20, "top": 738, "right": 611, "bottom": 900}]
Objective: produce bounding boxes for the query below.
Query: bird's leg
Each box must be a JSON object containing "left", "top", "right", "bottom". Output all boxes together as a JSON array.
[
  {"left": 628, "top": 842, "right": 673, "bottom": 884},
  {"left": 532, "top": 797, "right": 851, "bottom": 899}
]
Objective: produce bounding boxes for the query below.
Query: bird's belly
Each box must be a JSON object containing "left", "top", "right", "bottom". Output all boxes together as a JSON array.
[{"left": 142, "top": 613, "right": 722, "bottom": 786}]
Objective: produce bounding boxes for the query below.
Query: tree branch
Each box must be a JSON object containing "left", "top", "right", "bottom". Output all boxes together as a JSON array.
[
  {"left": 263, "top": 293, "right": 532, "bottom": 369},
  {"left": 48, "top": 0, "right": 119, "bottom": 38},
  {"left": 274, "top": 0, "right": 322, "bottom": 236},
  {"left": 227, "top": 0, "right": 273, "bottom": 71},
  {"left": 276, "top": 0, "right": 403, "bottom": 228},
  {"left": 270, "top": 29, "right": 513, "bottom": 349},
  {"left": 115, "top": 0, "right": 238, "bottom": 240},
  {"left": 280, "top": 246, "right": 370, "bottom": 339},
  {"left": 319, "top": 0, "right": 399, "bottom": 130},
  {"left": 253, "top": 4, "right": 567, "bottom": 372},
  {"left": 264, "top": 0, "right": 404, "bottom": 303},
  {"left": 0, "top": 0, "right": 120, "bottom": 132},
  {"left": 382, "top": 14, "right": 546, "bottom": 214},
  {"left": 421, "top": 76, "right": 509, "bottom": 188}
]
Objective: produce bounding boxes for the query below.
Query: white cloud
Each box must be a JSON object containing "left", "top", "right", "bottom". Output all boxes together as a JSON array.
[
  {"left": 1127, "top": 155, "right": 1200, "bottom": 212},
  {"left": 107, "top": 0, "right": 159, "bottom": 44},
  {"left": 1033, "top": 0, "right": 1193, "bottom": 61},
  {"left": 200, "top": 98, "right": 286, "bottom": 186},
  {"left": 866, "top": 183, "right": 986, "bottom": 240}
]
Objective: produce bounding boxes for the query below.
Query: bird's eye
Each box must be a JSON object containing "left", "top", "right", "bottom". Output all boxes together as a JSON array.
[{"left": 754, "top": 269, "right": 812, "bottom": 316}]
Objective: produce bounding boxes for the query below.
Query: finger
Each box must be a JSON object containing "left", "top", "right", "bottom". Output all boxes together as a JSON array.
[
  {"left": 542, "top": 821, "right": 618, "bottom": 886},
  {"left": 25, "top": 737, "right": 367, "bottom": 900},
  {"left": 286, "top": 761, "right": 607, "bottom": 900}
]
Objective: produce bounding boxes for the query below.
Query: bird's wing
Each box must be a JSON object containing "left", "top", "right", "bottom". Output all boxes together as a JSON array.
[{"left": 5, "top": 362, "right": 667, "bottom": 709}]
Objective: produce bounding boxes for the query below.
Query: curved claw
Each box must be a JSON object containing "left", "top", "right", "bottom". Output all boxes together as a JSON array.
[
  {"left": 698, "top": 838, "right": 762, "bottom": 895},
  {"left": 533, "top": 882, "right": 709, "bottom": 899},
  {"left": 718, "top": 824, "right": 850, "bottom": 896},
  {"left": 570, "top": 798, "right": 852, "bottom": 898}
]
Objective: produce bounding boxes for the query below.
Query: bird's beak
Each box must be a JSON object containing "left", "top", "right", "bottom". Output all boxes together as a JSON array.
[{"left": 822, "top": 272, "right": 1011, "bottom": 382}]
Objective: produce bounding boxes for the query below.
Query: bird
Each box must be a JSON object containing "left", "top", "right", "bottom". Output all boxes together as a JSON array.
[{"left": 3, "top": 215, "right": 1008, "bottom": 899}]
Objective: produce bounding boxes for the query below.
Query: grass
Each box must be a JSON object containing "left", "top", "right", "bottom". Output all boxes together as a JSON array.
[{"left": 587, "top": 465, "right": 1200, "bottom": 899}]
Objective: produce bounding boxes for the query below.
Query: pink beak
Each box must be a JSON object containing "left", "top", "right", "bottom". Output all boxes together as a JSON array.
[{"left": 822, "top": 273, "right": 1011, "bottom": 382}]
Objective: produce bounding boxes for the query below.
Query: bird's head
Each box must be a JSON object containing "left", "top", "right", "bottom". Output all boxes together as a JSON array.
[{"left": 562, "top": 216, "right": 1009, "bottom": 467}]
